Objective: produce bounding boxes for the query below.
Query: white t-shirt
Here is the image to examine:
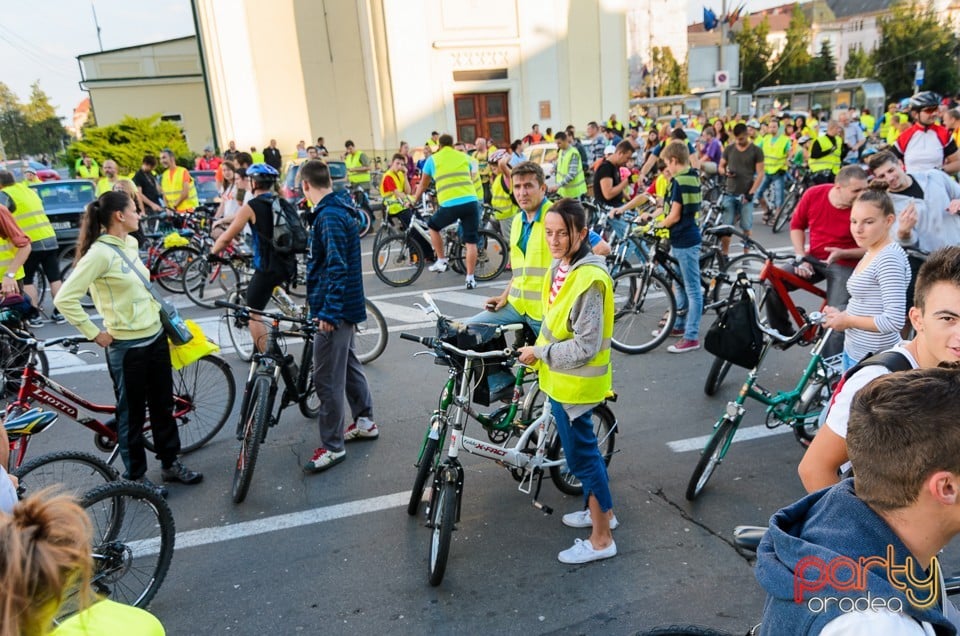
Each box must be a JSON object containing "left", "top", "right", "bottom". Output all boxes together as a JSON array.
[
  {"left": 825, "top": 344, "right": 919, "bottom": 439},
  {"left": 0, "top": 465, "right": 17, "bottom": 514}
]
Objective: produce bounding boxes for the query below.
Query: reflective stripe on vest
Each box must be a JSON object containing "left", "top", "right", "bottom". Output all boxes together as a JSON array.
[
  {"left": 379, "top": 170, "right": 407, "bottom": 216},
  {"left": 808, "top": 136, "right": 842, "bottom": 174},
  {"left": 161, "top": 167, "right": 199, "bottom": 211},
  {"left": 345, "top": 152, "right": 370, "bottom": 184},
  {"left": 3, "top": 183, "right": 55, "bottom": 243},
  {"left": 534, "top": 263, "right": 614, "bottom": 403},
  {"left": 431, "top": 147, "right": 478, "bottom": 206},
  {"left": 507, "top": 199, "right": 552, "bottom": 321},
  {"left": 761, "top": 135, "right": 791, "bottom": 173},
  {"left": 556, "top": 147, "right": 586, "bottom": 198},
  {"left": 490, "top": 174, "right": 518, "bottom": 220}
]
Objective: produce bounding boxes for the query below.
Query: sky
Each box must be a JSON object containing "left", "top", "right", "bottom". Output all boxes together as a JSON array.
[{"left": 2, "top": 0, "right": 791, "bottom": 122}]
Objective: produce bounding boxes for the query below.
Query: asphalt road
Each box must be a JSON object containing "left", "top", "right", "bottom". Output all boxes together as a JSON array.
[{"left": 20, "top": 217, "right": 958, "bottom": 636}]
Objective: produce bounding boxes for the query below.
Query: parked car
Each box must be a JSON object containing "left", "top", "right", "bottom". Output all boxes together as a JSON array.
[
  {"left": 280, "top": 159, "right": 348, "bottom": 204},
  {"left": 28, "top": 179, "right": 96, "bottom": 245},
  {"left": 190, "top": 170, "right": 219, "bottom": 207},
  {"left": 523, "top": 142, "right": 558, "bottom": 188},
  {"left": 1, "top": 160, "right": 60, "bottom": 182}
]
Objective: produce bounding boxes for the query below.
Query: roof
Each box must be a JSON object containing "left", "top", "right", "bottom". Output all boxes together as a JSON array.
[
  {"left": 77, "top": 35, "right": 196, "bottom": 60},
  {"left": 74, "top": 97, "right": 91, "bottom": 114},
  {"left": 826, "top": 0, "right": 895, "bottom": 18},
  {"left": 688, "top": 0, "right": 897, "bottom": 32}
]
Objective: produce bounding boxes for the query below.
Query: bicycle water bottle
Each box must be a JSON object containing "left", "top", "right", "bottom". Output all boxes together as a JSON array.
[{"left": 273, "top": 287, "right": 300, "bottom": 317}]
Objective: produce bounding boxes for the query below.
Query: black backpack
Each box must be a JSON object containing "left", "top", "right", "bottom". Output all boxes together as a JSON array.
[
  {"left": 266, "top": 195, "right": 309, "bottom": 254},
  {"left": 704, "top": 292, "right": 766, "bottom": 369}
]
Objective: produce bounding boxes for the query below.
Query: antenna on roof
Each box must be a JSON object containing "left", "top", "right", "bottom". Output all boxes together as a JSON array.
[{"left": 90, "top": 1, "right": 103, "bottom": 52}]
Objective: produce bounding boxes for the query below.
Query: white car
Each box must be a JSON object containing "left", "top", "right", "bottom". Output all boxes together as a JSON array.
[{"left": 523, "top": 142, "right": 558, "bottom": 188}]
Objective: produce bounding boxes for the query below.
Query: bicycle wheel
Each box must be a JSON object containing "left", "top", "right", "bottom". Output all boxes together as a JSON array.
[
  {"left": 373, "top": 235, "right": 424, "bottom": 287},
  {"left": 548, "top": 404, "right": 617, "bottom": 495},
  {"left": 0, "top": 331, "right": 48, "bottom": 398},
  {"left": 611, "top": 268, "right": 676, "bottom": 354},
  {"left": 686, "top": 416, "right": 737, "bottom": 501},
  {"left": 472, "top": 229, "right": 508, "bottom": 281},
  {"left": 298, "top": 343, "right": 321, "bottom": 419},
  {"left": 182, "top": 256, "right": 240, "bottom": 309},
  {"left": 13, "top": 450, "right": 119, "bottom": 498},
  {"left": 153, "top": 246, "right": 200, "bottom": 294},
  {"left": 59, "top": 262, "right": 96, "bottom": 309},
  {"left": 428, "top": 477, "right": 457, "bottom": 586},
  {"left": 793, "top": 373, "right": 839, "bottom": 447},
  {"left": 81, "top": 480, "right": 175, "bottom": 608},
  {"left": 285, "top": 253, "right": 308, "bottom": 299},
  {"left": 224, "top": 289, "right": 255, "bottom": 362},
  {"left": 26, "top": 268, "right": 48, "bottom": 307},
  {"left": 232, "top": 373, "right": 272, "bottom": 503},
  {"left": 703, "top": 357, "right": 733, "bottom": 397},
  {"left": 355, "top": 300, "right": 388, "bottom": 364},
  {"left": 772, "top": 191, "right": 798, "bottom": 234},
  {"left": 407, "top": 429, "right": 442, "bottom": 516},
  {"left": 722, "top": 253, "right": 767, "bottom": 297},
  {"left": 144, "top": 354, "right": 236, "bottom": 454}
]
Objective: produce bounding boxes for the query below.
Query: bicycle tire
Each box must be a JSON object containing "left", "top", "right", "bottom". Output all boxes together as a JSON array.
[
  {"left": 703, "top": 357, "right": 733, "bottom": 397},
  {"left": 355, "top": 299, "right": 388, "bottom": 364},
  {"left": 81, "top": 480, "right": 175, "bottom": 608},
  {"left": 232, "top": 373, "right": 272, "bottom": 503},
  {"left": 373, "top": 235, "right": 424, "bottom": 287},
  {"left": 548, "top": 404, "right": 617, "bottom": 495},
  {"left": 772, "top": 190, "right": 798, "bottom": 234},
  {"left": 686, "top": 417, "right": 737, "bottom": 501},
  {"left": 473, "top": 229, "right": 508, "bottom": 281},
  {"left": 0, "top": 332, "right": 48, "bottom": 398},
  {"left": 224, "top": 288, "right": 255, "bottom": 362},
  {"left": 641, "top": 625, "right": 736, "bottom": 636},
  {"left": 611, "top": 268, "right": 676, "bottom": 354},
  {"left": 25, "top": 267, "right": 48, "bottom": 307},
  {"left": 287, "top": 254, "right": 308, "bottom": 299},
  {"left": 153, "top": 246, "right": 200, "bottom": 294},
  {"left": 182, "top": 255, "right": 240, "bottom": 309},
  {"left": 144, "top": 354, "right": 236, "bottom": 454},
  {"left": 356, "top": 204, "right": 374, "bottom": 238},
  {"left": 58, "top": 262, "right": 96, "bottom": 309},
  {"left": 13, "top": 450, "right": 119, "bottom": 499},
  {"left": 793, "top": 374, "right": 838, "bottom": 448},
  {"left": 428, "top": 477, "right": 457, "bottom": 586},
  {"left": 407, "top": 434, "right": 441, "bottom": 516},
  {"left": 298, "top": 343, "right": 321, "bottom": 419},
  {"left": 721, "top": 253, "right": 767, "bottom": 297}
]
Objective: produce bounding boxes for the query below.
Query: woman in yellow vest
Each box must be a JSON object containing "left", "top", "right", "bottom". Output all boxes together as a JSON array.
[
  {"left": 0, "top": 490, "right": 166, "bottom": 635},
  {"left": 517, "top": 198, "right": 617, "bottom": 565}
]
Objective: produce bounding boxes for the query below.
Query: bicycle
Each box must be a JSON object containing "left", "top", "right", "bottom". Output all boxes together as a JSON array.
[
  {"left": 769, "top": 167, "right": 828, "bottom": 234},
  {"left": 1, "top": 323, "right": 236, "bottom": 472},
  {"left": 215, "top": 299, "right": 322, "bottom": 504},
  {"left": 685, "top": 282, "right": 842, "bottom": 501},
  {"left": 180, "top": 245, "right": 254, "bottom": 309},
  {"left": 400, "top": 293, "right": 617, "bottom": 586}
]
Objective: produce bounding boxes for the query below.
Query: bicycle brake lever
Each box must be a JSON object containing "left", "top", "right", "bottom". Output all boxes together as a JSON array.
[{"left": 77, "top": 349, "right": 98, "bottom": 357}]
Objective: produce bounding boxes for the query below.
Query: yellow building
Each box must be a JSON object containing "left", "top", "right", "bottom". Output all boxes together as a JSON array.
[
  {"left": 193, "top": 0, "right": 632, "bottom": 157},
  {"left": 78, "top": 36, "right": 216, "bottom": 153}
]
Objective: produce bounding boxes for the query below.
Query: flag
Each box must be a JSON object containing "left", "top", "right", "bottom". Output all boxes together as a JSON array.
[
  {"left": 703, "top": 7, "right": 718, "bottom": 31},
  {"left": 726, "top": 4, "right": 744, "bottom": 27}
]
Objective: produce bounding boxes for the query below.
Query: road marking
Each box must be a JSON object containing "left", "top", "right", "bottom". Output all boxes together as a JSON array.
[
  {"left": 667, "top": 423, "right": 791, "bottom": 453},
  {"left": 374, "top": 300, "right": 436, "bottom": 323},
  {"left": 130, "top": 491, "right": 410, "bottom": 556},
  {"left": 367, "top": 280, "right": 501, "bottom": 301}
]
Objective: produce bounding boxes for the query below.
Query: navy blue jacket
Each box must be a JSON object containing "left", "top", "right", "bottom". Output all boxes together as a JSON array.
[{"left": 306, "top": 192, "right": 366, "bottom": 326}]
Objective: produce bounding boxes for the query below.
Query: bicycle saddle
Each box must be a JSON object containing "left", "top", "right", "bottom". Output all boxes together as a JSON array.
[{"left": 3, "top": 407, "right": 58, "bottom": 440}]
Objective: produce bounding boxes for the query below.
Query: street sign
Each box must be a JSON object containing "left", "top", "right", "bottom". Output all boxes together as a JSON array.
[
  {"left": 714, "top": 70, "right": 730, "bottom": 89},
  {"left": 915, "top": 63, "right": 924, "bottom": 87}
]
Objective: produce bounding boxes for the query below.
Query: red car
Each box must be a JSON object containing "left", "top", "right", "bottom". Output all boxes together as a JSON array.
[{"left": 0, "top": 160, "right": 60, "bottom": 182}]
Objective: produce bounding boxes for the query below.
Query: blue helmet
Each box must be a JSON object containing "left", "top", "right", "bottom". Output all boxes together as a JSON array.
[{"left": 247, "top": 163, "right": 280, "bottom": 180}]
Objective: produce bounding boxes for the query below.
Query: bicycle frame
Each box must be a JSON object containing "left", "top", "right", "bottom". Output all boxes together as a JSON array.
[{"left": 760, "top": 259, "right": 828, "bottom": 344}]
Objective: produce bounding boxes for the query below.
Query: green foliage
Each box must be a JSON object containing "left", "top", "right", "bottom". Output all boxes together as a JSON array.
[
  {"left": 769, "top": 3, "right": 814, "bottom": 85},
  {"left": 23, "top": 82, "right": 57, "bottom": 125},
  {"left": 649, "top": 46, "right": 688, "bottom": 96},
  {"left": 812, "top": 40, "right": 838, "bottom": 82},
  {"left": 66, "top": 114, "right": 192, "bottom": 176},
  {"left": 844, "top": 46, "right": 874, "bottom": 79},
  {"left": 872, "top": 1, "right": 960, "bottom": 101},
  {"left": 735, "top": 15, "right": 773, "bottom": 92},
  {"left": 0, "top": 81, "right": 68, "bottom": 160}
]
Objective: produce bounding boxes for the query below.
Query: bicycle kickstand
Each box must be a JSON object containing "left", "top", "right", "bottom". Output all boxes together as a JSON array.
[{"left": 529, "top": 467, "right": 553, "bottom": 516}]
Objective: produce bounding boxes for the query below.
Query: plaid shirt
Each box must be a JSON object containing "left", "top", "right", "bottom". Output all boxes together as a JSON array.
[{"left": 306, "top": 193, "right": 367, "bottom": 325}]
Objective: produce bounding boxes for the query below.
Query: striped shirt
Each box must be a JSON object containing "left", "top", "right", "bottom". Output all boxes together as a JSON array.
[
  {"left": 843, "top": 242, "right": 910, "bottom": 363},
  {"left": 549, "top": 263, "right": 569, "bottom": 306}
]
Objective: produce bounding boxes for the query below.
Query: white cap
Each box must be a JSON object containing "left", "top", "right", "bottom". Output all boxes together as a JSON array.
[{"left": 604, "top": 145, "right": 616, "bottom": 156}]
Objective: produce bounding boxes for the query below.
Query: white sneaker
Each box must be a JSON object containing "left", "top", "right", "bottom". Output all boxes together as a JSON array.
[
  {"left": 428, "top": 260, "right": 449, "bottom": 273},
  {"left": 561, "top": 509, "right": 619, "bottom": 530},
  {"left": 558, "top": 538, "right": 617, "bottom": 564},
  {"left": 344, "top": 417, "right": 379, "bottom": 441}
]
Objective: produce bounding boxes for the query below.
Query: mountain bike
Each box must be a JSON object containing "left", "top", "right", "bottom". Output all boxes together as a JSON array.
[{"left": 215, "top": 299, "right": 322, "bottom": 504}]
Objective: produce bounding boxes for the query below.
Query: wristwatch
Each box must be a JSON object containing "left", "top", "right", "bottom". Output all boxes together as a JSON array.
[{"left": 4, "top": 272, "right": 15, "bottom": 279}]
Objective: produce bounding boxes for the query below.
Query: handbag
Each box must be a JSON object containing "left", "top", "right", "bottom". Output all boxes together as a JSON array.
[
  {"left": 106, "top": 243, "right": 194, "bottom": 346},
  {"left": 704, "top": 293, "right": 765, "bottom": 369}
]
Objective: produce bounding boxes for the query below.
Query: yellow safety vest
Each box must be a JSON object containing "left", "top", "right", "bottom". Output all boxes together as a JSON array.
[
  {"left": 468, "top": 157, "right": 483, "bottom": 199},
  {"left": 77, "top": 164, "right": 100, "bottom": 179},
  {"left": 95, "top": 177, "right": 134, "bottom": 197},
  {"left": 535, "top": 262, "right": 614, "bottom": 404},
  {"left": 761, "top": 135, "right": 791, "bottom": 174},
  {"left": 431, "top": 147, "right": 478, "bottom": 206},
  {"left": 2, "top": 182, "right": 56, "bottom": 243},
  {"left": 475, "top": 145, "right": 496, "bottom": 183},
  {"left": 161, "top": 166, "right": 199, "bottom": 212},
  {"left": 426, "top": 139, "right": 440, "bottom": 151},
  {"left": 379, "top": 169, "right": 408, "bottom": 216},
  {"left": 507, "top": 199, "right": 552, "bottom": 321},
  {"left": 345, "top": 152, "right": 370, "bottom": 184},
  {"left": 808, "top": 136, "right": 842, "bottom": 175},
  {"left": 556, "top": 147, "right": 586, "bottom": 198},
  {"left": 490, "top": 174, "right": 518, "bottom": 221},
  {"left": 860, "top": 114, "right": 876, "bottom": 135}
]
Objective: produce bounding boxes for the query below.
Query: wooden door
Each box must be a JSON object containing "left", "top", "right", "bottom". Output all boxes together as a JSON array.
[{"left": 454, "top": 92, "right": 510, "bottom": 148}]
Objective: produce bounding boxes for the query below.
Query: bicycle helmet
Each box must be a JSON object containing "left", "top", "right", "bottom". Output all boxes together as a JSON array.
[
  {"left": 489, "top": 149, "right": 507, "bottom": 163},
  {"left": 747, "top": 119, "right": 762, "bottom": 130},
  {"left": 246, "top": 163, "right": 280, "bottom": 180},
  {"left": 909, "top": 91, "right": 942, "bottom": 111}
]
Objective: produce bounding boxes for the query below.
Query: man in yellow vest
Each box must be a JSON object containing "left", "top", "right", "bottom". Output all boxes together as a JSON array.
[
  {"left": 859, "top": 108, "right": 876, "bottom": 138},
  {"left": 425, "top": 131, "right": 440, "bottom": 152},
  {"left": 95, "top": 160, "right": 132, "bottom": 196},
  {"left": 22, "top": 168, "right": 41, "bottom": 184},
  {"left": 410, "top": 134, "right": 481, "bottom": 289},
  {"left": 159, "top": 149, "right": 199, "bottom": 212},
  {"left": 343, "top": 140, "right": 371, "bottom": 194},
  {"left": 474, "top": 137, "right": 497, "bottom": 204},
  {"left": 807, "top": 120, "right": 845, "bottom": 185},
  {"left": 0, "top": 199, "right": 31, "bottom": 299},
  {"left": 76, "top": 154, "right": 100, "bottom": 181},
  {"left": 0, "top": 171, "right": 63, "bottom": 325},
  {"left": 549, "top": 131, "right": 587, "bottom": 200},
  {"left": 755, "top": 120, "right": 791, "bottom": 223}
]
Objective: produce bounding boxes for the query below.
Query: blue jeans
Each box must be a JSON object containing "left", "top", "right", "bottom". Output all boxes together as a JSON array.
[
  {"left": 756, "top": 171, "right": 785, "bottom": 211},
  {"left": 672, "top": 244, "right": 703, "bottom": 341},
  {"left": 467, "top": 300, "right": 541, "bottom": 336},
  {"left": 721, "top": 193, "right": 754, "bottom": 232},
  {"left": 549, "top": 400, "right": 613, "bottom": 512}
]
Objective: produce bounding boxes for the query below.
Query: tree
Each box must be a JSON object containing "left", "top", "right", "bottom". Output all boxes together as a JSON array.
[
  {"left": 735, "top": 14, "right": 773, "bottom": 92},
  {"left": 769, "top": 3, "right": 814, "bottom": 85},
  {"left": 649, "top": 46, "right": 687, "bottom": 97},
  {"left": 67, "top": 114, "right": 191, "bottom": 175},
  {"left": 22, "top": 82, "right": 57, "bottom": 125},
  {"left": 844, "top": 46, "right": 874, "bottom": 79},
  {"left": 872, "top": 1, "right": 960, "bottom": 101},
  {"left": 811, "top": 40, "right": 838, "bottom": 82}
]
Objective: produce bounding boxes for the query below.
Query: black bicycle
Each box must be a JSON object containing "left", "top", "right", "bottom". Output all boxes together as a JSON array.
[{"left": 215, "top": 299, "right": 321, "bottom": 504}]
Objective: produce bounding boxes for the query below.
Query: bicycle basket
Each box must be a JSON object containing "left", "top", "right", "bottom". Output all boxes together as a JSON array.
[
  {"left": 704, "top": 291, "right": 765, "bottom": 369},
  {"left": 438, "top": 321, "right": 513, "bottom": 406}
]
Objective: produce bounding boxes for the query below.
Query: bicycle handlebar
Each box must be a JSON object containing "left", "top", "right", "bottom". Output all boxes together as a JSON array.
[
  {"left": 214, "top": 299, "right": 311, "bottom": 325},
  {"left": 399, "top": 332, "right": 516, "bottom": 360},
  {"left": 0, "top": 322, "right": 91, "bottom": 351}
]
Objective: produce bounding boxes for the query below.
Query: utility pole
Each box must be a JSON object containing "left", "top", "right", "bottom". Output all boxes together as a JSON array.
[
  {"left": 91, "top": 1, "right": 103, "bottom": 52},
  {"left": 718, "top": 0, "right": 728, "bottom": 114}
]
